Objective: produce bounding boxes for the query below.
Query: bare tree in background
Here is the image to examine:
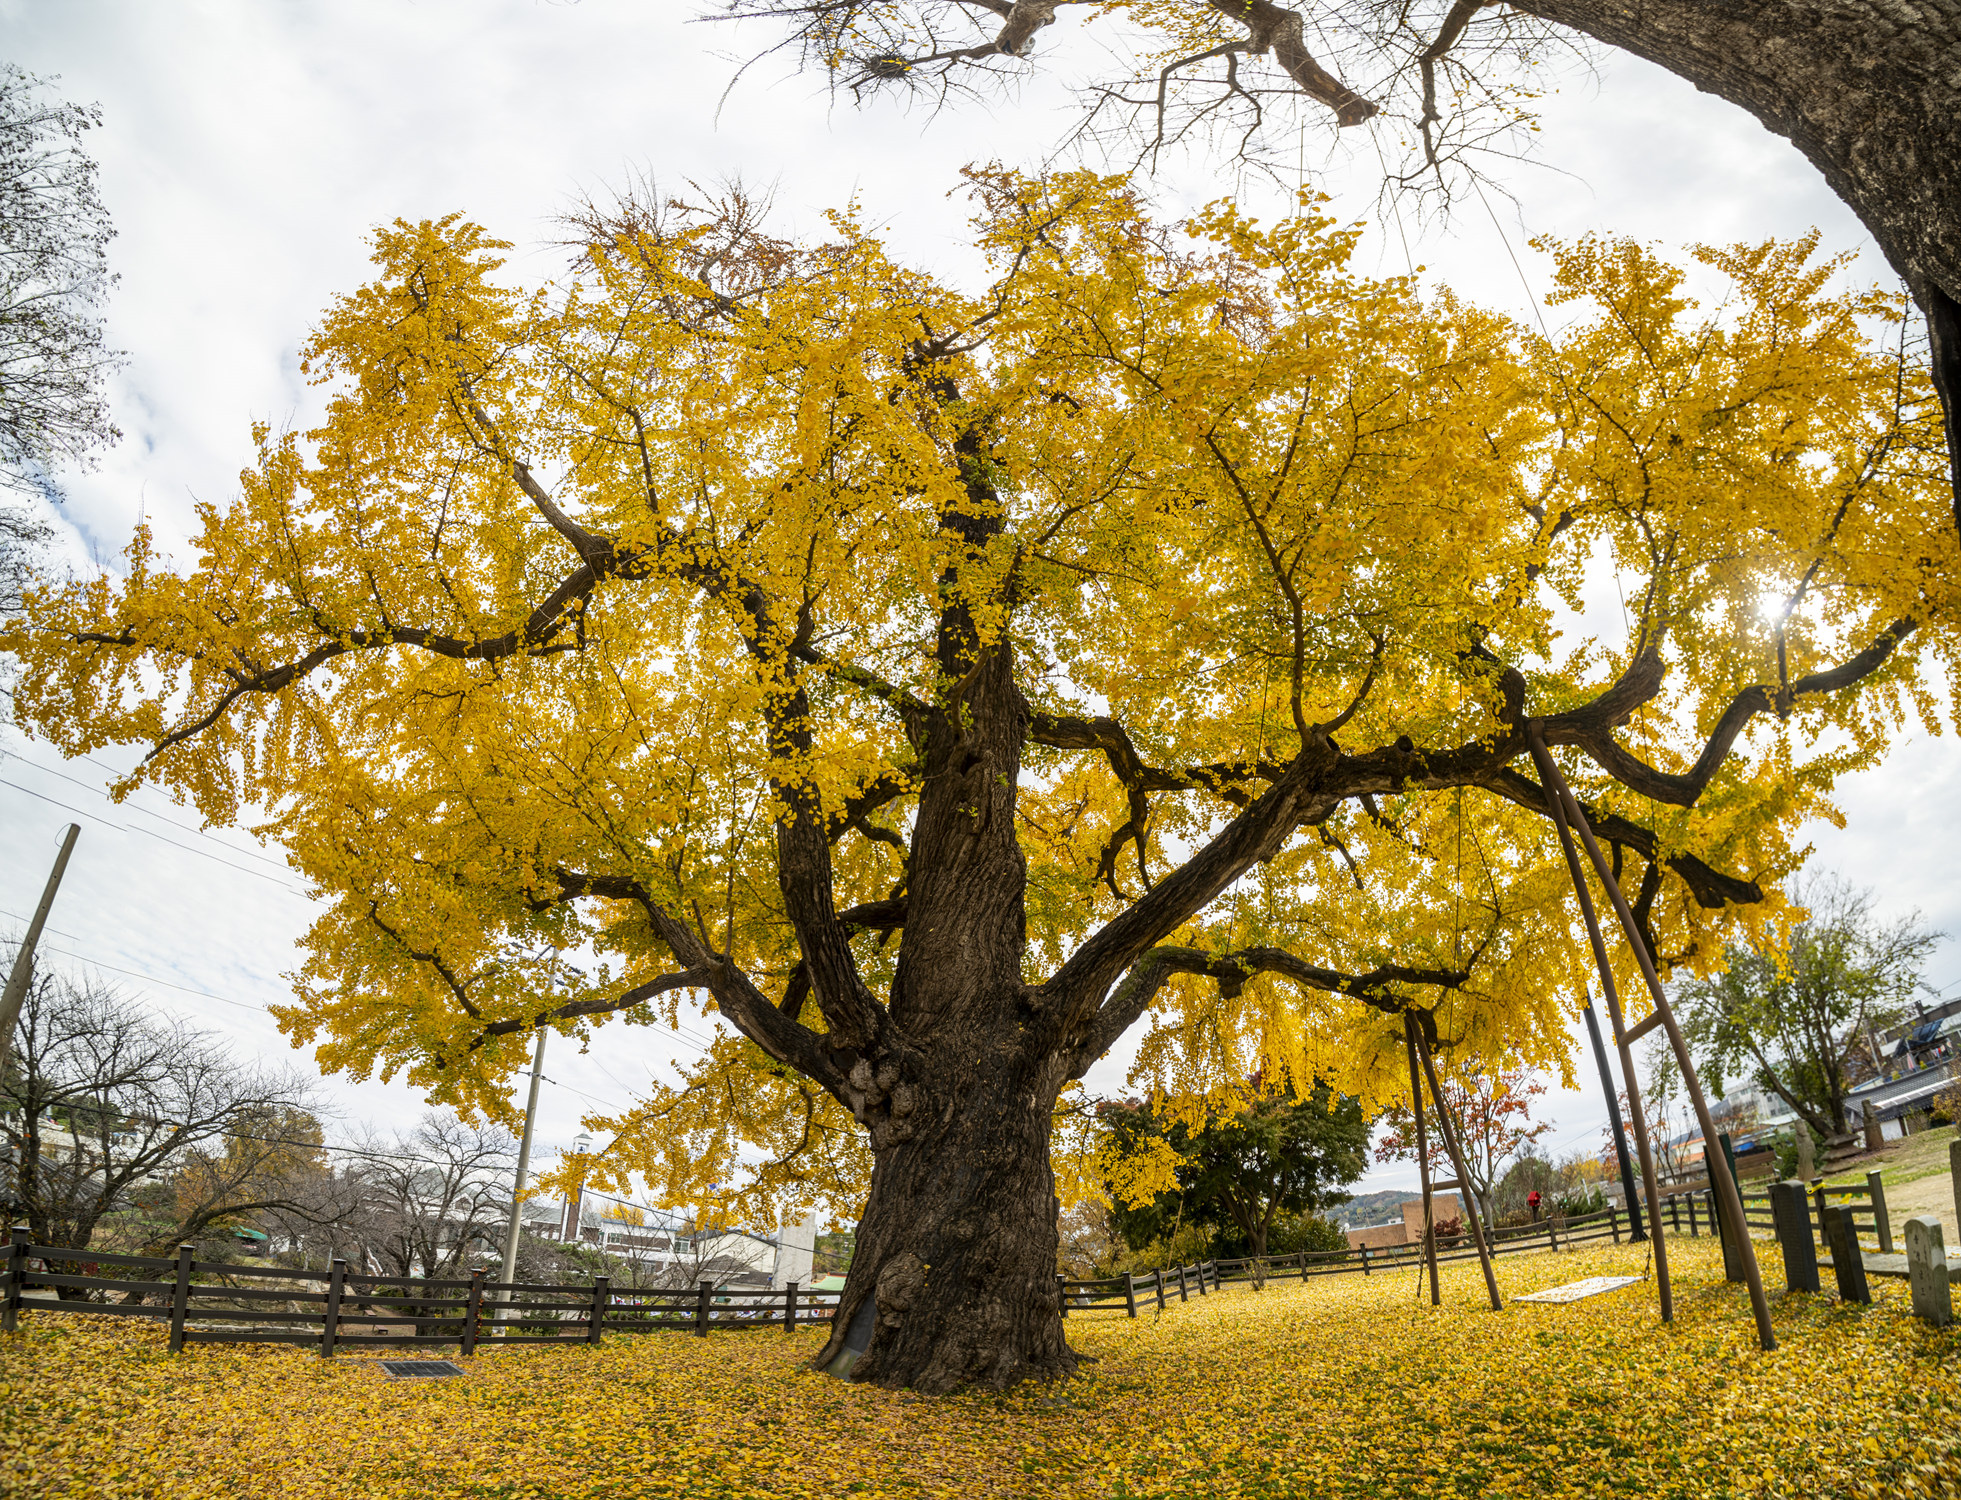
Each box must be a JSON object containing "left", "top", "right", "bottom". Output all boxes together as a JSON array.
[
  {"left": 721, "top": 0, "right": 1961, "bottom": 522},
  {"left": 352, "top": 1112, "right": 514, "bottom": 1282},
  {"left": 0, "top": 958, "right": 319, "bottom": 1257},
  {"left": 0, "top": 66, "right": 123, "bottom": 610}
]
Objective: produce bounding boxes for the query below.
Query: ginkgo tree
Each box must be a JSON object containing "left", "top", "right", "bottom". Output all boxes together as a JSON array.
[{"left": 7, "top": 170, "right": 1955, "bottom": 1391}]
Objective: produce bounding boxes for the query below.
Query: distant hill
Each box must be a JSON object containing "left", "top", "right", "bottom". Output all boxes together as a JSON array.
[{"left": 1331, "top": 1189, "right": 1421, "bottom": 1228}]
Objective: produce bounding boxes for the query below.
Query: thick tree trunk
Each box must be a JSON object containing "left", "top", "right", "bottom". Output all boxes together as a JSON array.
[
  {"left": 813, "top": 1043, "right": 1076, "bottom": 1392},
  {"left": 1510, "top": 0, "right": 1961, "bottom": 521},
  {"left": 808, "top": 564, "right": 1082, "bottom": 1390}
]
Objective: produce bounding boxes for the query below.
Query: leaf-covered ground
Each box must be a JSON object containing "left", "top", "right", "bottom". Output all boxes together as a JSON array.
[{"left": 4, "top": 1239, "right": 1956, "bottom": 1499}]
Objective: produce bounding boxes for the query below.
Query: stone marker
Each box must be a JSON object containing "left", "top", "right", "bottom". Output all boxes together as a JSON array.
[
  {"left": 1821, "top": 1205, "right": 1870, "bottom": 1304},
  {"left": 1863, "top": 1100, "right": 1884, "bottom": 1153},
  {"left": 1906, "top": 1215, "right": 1954, "bottom": 1327},
  {"left": 1795, "top": 1127, "right": 1814, "bottom": 1184},
  {"left": 1770, "top": 1181, "right": 1819, "bottom": 1294}
]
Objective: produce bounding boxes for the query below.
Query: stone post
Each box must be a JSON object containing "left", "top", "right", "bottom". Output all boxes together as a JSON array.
[
  {"left": 1769, "top": 1181, "right": 1819, "bottom": 1293},
  {"left": 1905, "top": 1216, "right": 1953, "bottom": 1328},
  {"left": 1863, "top": 1100, "right": 1884, "bottom": 1153},
  {"left": 1821, "top": 1205, "right": 1870, "bottom": 1304},
  {"left": 1795, "top": 1127, "right": 1814, "bottom": 1184}
]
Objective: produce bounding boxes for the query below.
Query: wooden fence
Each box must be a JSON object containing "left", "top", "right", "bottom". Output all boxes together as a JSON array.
[
  {"left": 0, "top": 1227, "right": 838, "bottom": 1355},
  {"left": 1732, "top": 1171, "right": 1892, "bottom": 1252},
  {"left": 5, "top": 1177, "right": 1894, "bottom": 1348},
  {"left": 1060, "top": 1203, "right": 1653, "bottom": 1316}
]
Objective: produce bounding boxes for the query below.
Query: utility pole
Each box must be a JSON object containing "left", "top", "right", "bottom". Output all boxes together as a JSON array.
[
  {"left": 1583, "top": 992, "right": 1646, "bottom": 1241},
  {"left": 0, "top": 824, "right": 80, "bottom": 1076},
  {"left": 494, "top": 1027, "right": 548, "bottom": 1328}
]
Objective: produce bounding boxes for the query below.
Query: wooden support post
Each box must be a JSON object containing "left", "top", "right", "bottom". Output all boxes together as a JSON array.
[
  {"left": 1412, "top": 1018, "right": 1503, "bottom": 1310},
  {"left": 1, "top": 1226, "right": 26, "bottom": 1334},
  {"left": 1124, "top": 1273, "right": 1138, "bottom": 1319},
  {"left": 694, "top": 1280, "right": 712, "bottom": 1337},
  {"left": 1177, "top": 1265, "right": 1188, "bottom": 1301},
  {"left": 1524, "top": 727, "right": 1676, "bottom": 1327},
  {"left": 1868, "top": 1170, "right": 1893, "bottom": 1254},
  {"left": 463, "top": 1267, "right": 485, "bottom": 1356},
  {"left": 1360, "top": 1245, "right": 1370, "bottom": 1277},
  {"left": 786, "top": 1281, "right": 800, "bottom": 1332},
  {"left": 1611, "top": 1206, "right": 1621, "bottom": 1245},
  {"left": 1404, "top": 1013, "right": 1441, "bottom": 1307},
  {"left": 1196, "top": 1262, "right": 1208, "bottom": 1295},
  {"left": 1154, "top": 1270, "right": 1165, "bottom": 1312},
  {"left": 1952, "top": 1141, "right": 1961, "bottom": 1245},
  {"left": 588, "top": 1275, "right": 608, "bottom": 1345},
  {"left": 322, "top": 1257, "right": 346, "bottom": 1359},
  {"left": 167, "top": 1244, "right": 194, "bottom": 1354},
  {"left": 1822, "top": 1206, "right": 1870, "bottom": 1304},
  {"left": 1527, "top": 731, "right": 1775, "bottom": 1349},
  {"left": 1547, "top": 1218, "right": 1559, "bottom": 1254},
  {"left": 1770, "top": 1181, "right": 1819, "bottom": 1293}
]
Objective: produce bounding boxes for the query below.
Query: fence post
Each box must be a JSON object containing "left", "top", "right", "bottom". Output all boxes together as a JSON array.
[
  {"left": 1195, "top": 1261, "right": 1207, "bottom": 1296},
  {"left": 786, "top": 1281, "right": 800, "bottom": 1332},
  {"left": 1770, "top": 1181, "right": 1820, "bottom": 1294},
  {"left": 1669, "top": 1196, "right": 1679, "bottom": 1234},
  {"left": 1154, "top": 1269, "right": 1165, "bottom": 1312},
  {"left": 463, "top": 1267, "right": 485, "bottom": 1357},
  {"left": 1360, "top": 1245, "right": 1369, "bottom": 1277},
  {"left": 1123, "top": 1273, "right": 1138, "bottom": 1319},
  {"left": 694, "top": 1279, "right": 712, "bottom": 1338},
  {"left": 1547, "top": 1218, "right": 1559, "bottom": 1254},
  {"left": 1822, "top": 1205, "right": 1870, "bottom": 1305},
  {"left": 1868, "top": 1170, "right": 1892, "bottom": 1254},
  {"left": 321, "top": 1256, "right": 346, "bottom": 1359},
  {"left": 166, "top": 1243, "right": 194, "bottom": 1354},
  {"left": 1177, "top": 1265, "right": 1188, "bottom": 1301},
  {"left": 1812, "top": 1182, "right": 1830, "bottom": 1247},
  {"left": 588, "top": 1275, "right": 609, "bottom": 1346},
  {"left": 1, "top": 1225, "right": 26, "bottom": 1334},
  {"left": 1610, "top": 1206, "right": 1621, "bottom": 1245}
]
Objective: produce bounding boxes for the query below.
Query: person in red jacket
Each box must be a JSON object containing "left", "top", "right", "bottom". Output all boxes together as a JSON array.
[{"left": 1528, "top": 1189, "right": 1542, "bottom": 1222}]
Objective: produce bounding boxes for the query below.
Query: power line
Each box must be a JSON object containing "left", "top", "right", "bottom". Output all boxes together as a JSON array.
[
  {"left": 7, "top": 747, "right": 294, "bottom": 872},
  {"left": 0, "top": 776, "right": 309, "bottom": 895}
]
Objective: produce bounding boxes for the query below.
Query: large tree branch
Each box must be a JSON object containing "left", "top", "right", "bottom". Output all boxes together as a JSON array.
[
  {"left": 1200, "top": 0, "right": 1379, "bottom": 125},
  {"left": 549, "top": 867, "right": 856, "bottom": 1097},
  {"left": 1549, "top": 618, "right": 1917, "bottom": 807},
  {"left": 1075, "top": 941, "right": 1468, "bottom": 1073}
]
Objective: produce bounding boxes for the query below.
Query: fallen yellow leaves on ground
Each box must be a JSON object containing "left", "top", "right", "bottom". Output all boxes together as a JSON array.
[{"left": 2, "top": 1239, "right": 1955, "bottom": 1499}]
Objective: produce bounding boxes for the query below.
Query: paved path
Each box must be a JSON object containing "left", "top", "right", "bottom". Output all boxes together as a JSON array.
[{"left": 1886, "top": 1170, "right": 1958, "bottom": 1242}]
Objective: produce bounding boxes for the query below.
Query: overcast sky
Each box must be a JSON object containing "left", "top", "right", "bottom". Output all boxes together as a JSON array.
[{"left": 2, "top": 0, "right": 1953, "bottom": 1207}]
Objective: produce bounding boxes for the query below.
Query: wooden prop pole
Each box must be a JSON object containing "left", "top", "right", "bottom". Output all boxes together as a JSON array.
[
  {"left": 1522, "top": 727, "right": 1674, "bottom": 1325},
  {"left": 1526, "top": 724, "right": 1776, "bottom": 1352},
  {"left": 1405, "top": 1014, "right": 1442, "bottom": 1306},
  {"left": 1412, "top": 1019, "right": 1504, "bottom": 1310}
]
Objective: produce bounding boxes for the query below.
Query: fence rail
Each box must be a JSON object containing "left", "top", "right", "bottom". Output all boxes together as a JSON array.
[
  {"left": 3, "top": 1175, "right": 1894, "bottom": 1348},
  {"left": 0, "top": 1228, "right": 837, "bottom": 1355}
]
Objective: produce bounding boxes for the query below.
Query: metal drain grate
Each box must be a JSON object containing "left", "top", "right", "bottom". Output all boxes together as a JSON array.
[{"left": 379, "top": 1360, "right": 464, "bottom": 1379}]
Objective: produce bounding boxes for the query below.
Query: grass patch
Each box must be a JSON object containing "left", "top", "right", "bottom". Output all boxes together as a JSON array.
[
  {"left": 1823, "top": 1126, "right": 1959, "bottom": 1191},
  {"left": 2, "top": 1239, "right": 1956, "bottom": 1498}
]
